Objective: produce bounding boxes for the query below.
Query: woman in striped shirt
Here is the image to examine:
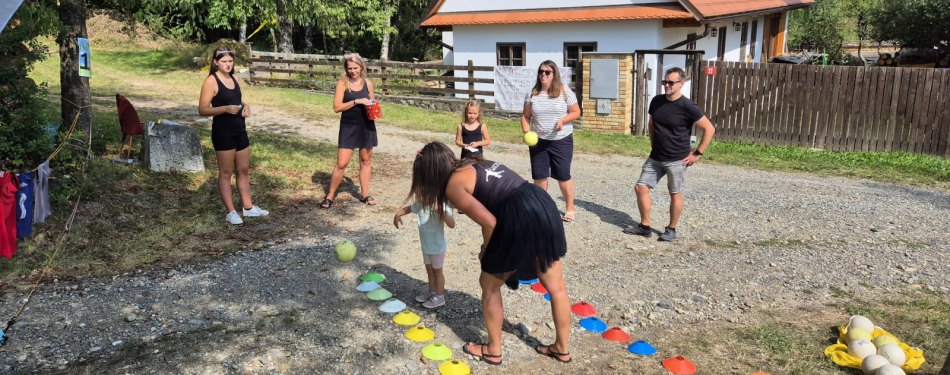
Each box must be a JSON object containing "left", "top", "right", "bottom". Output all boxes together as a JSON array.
[{"left": 521, "top": 60, "right": 581, "bottom": 222}]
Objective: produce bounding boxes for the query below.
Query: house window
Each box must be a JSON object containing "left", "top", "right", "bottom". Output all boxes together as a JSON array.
[
  {"left": 564, "top": 42, "right": 597, "bottom": 93},
  {"left": 739, "top": 22, "right": 749, "bottom": 62},
  {"left": 686, "top": 33, "right": 697, "bottom": 68},
  {"left": 750, "top": 20, "right": 759, "bottom": 62},
  {"left": 716, "top": 26, "right": 727, "bottom": 61},
  {"left": 497, "top": 43, "right": 526, "bottom": 66}
]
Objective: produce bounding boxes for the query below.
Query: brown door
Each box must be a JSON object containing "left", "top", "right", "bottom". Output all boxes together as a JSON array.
[
  {"left": 767, "top": 15, "right": 781, "bottom": 59},
  {"left": 716, "top": 27, "right": 727, "bottom": 61}
]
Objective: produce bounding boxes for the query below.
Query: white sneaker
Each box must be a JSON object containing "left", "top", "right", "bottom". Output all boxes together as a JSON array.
[
  {"left": 415, "top": 291, "right": 435, "bottom": 303},
  {"left": 242, "top": 205, "right": 269, "bottom": 217},
  {"left": 422, "top": 294, "right": 445, "bottom": 309},
  {"left": 226, "top": 211, "right": 243, "bottom": 225}
]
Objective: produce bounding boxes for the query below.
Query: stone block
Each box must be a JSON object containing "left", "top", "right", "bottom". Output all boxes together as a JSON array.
[{"left": 142, "top": 121, "right": 205, "bottom": 173}]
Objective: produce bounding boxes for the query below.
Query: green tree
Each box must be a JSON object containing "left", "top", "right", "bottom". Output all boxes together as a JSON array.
[
  {"left": 869, "top": 0, "right": 950, "bottom": 53},
  {"left": 788, "top": 0, "right": 847, "bottom": 63},
  {"left": 0, "top": 0, "right": 60, "bottom": 172}
]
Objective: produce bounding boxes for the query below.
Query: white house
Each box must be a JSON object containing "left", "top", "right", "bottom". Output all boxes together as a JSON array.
[{"left": 420, "top": 0, "right": 813, "bottom": 103}]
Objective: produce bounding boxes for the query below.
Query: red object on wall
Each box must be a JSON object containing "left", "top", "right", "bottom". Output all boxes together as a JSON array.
[{"left": 705, "top": 67, "right": 717, "bottom": 76}]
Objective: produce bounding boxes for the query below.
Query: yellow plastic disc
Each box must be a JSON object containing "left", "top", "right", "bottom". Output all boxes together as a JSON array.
[
  {"left": 422, "top": 342, "right": 453, "bottom": 361},
  {"left": 406, "top": 326, "right": 435, "bottom": 342},
  {"left": 439, "top": 359, "right": 471, "bottom": 375},
  {"left": 392, "top": 311, "right": 421, "bottom": 326}
]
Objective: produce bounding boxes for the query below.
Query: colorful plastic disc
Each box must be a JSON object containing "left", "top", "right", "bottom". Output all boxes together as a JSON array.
[
  {"left": 531, "top": 283, "right": 548, "bottom": 294},
  {"left": 393, "top": 311, "right": 421, "bottom": 326},
  {"left": 579, "top": 317, "right": 607, "bottom": 333},
  {"left": 662, "top": 356, "right": 697, "bottom": 375},
  {"left": 627, "top": 340, "right": 657, "bottom": 355},
  {"left": 406, "top": 326, "right": 435, "bottom": 342},
  {"left": 571, "top": 302, "right": 597, "bottom": 316},
  {"left": 422, "top": 342, "right": 453, "bottom": 361},
  {"left": 367, "top": 288, "right": 393, "bottom": 301},
  {"left": 357, "top": 281, "right": 381, "bottom": 292},
  {"left": 379, "top": 299, "right": 406, "bottom": 313},
  {"left": 360, "top": 272, "right": 385, "bottom": 283},
  {"left": 438, "top": 359, "right": 471, "bottom": 375},
  {"left": 544, "top": 293, "right": 551, "bottom": 301},
  {"left": 519, "top": 278, "right": 539, "bottom": 284},
  {"left": 602, "top": 327, "right": 632, "bottom": 342}
]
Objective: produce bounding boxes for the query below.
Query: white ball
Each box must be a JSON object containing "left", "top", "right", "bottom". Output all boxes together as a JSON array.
[
  {"left": 862, "top": 355, "right": 890, "bottom": 375},
  {"left": 849, "top": 315, "right": 875, "bottom": 334},
  {"left": 876, "top": 364, "right": 906, "bottom": 375},
  {"left": 848, "top": 339, "right": 877, "bottom": 360},
  {"left": 878, "top": 344, "right": 906, "bottom": 366}
]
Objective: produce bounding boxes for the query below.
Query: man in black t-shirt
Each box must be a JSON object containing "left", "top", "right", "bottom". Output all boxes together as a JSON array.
[{"left": 624, "top": 67, "right": 715, "bottom": 241}]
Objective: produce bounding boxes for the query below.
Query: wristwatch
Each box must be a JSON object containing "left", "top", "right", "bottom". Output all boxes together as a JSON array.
[{"left": 693, "top": 149, "right": 704, "bottom": 156}]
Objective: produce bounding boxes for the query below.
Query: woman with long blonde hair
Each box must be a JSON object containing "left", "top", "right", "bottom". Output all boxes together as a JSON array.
[{"left": 324, "top": 53, "right": 379, "bottom": 208}]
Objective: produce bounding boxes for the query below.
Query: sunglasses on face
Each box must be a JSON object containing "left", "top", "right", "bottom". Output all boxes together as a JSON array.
[
  {"left": 538, "top": 70, "right": 554, "bottom": 76},
  {"left": 662, "top": 80, "right": 682, "bottom": 86}
]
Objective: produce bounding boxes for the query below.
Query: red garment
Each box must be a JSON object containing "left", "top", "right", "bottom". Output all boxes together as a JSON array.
[{"left": 0, "top": 172, "right": 18, "bottom": 259}]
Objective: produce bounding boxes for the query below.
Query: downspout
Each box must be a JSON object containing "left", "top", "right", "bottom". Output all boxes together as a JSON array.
[{"left": 665, "top": 23, "right": 712, "bottom": 50}]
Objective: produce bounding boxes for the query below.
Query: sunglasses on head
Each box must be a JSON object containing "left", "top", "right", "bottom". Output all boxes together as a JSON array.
[
  {"left": 538, "top": 70, "right": 554, "bottom": 76},
  {"left": 662, "top": 80, "right": 682, "bottom": 86}
]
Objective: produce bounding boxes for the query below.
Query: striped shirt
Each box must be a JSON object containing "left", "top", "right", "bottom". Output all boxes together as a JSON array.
[{"left": 525, "top": 87, "right": 577, "bottom": 141}]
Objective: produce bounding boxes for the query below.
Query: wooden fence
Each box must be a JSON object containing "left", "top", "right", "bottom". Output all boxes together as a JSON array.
[
  {"left": 693, "top": 61, "right": 950, "bottom": 156},
  {"left": 246, "top": 46, "right": 494, "bottom": 98}
]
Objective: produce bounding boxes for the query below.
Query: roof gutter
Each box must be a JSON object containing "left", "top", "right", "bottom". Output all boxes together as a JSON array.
[
  {"left": 700, "top": 4, "right": 811, "bottom": 23},
  {"left": 664, "top": 23, "right": 712, "bottom": 50}
]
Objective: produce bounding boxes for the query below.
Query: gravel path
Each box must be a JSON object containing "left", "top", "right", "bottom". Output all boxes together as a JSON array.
[{"left": 1, "top": 99, "right": 948, "bottom": 374}]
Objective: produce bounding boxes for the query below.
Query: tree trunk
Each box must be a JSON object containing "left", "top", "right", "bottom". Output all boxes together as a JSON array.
[
  {"left": 269, "top": 28, "right": 277, "bottom": 53},
  {"left": 239, "top": 15, "right": 247, "bottom": 43},
  {"left": 322, "top": 27, "right": 329, "bottom": 55},
  {"left": 304, "top": 20, "right": 312, "bottom": 54},
  {"left": 58, "top": 0, "right": 92, "bottom": 138},
  {"left": 275, "top": 0, "right": 294, "bottom": 55},
  {"left": 379, "top": 13, "right": 391, "bottom": 61}
]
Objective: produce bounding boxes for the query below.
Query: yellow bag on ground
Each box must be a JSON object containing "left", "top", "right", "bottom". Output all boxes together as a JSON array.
[{"left": 824, "top": 325, "right": 925, "bottom": 372}]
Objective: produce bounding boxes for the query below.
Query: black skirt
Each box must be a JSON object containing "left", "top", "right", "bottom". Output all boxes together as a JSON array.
[{"left": 481, "top": 182, "right": 567, "bottom": 289}]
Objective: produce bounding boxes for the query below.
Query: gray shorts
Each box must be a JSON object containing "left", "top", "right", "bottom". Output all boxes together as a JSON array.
[{"left": 636, "top": 158, "right": 687, "bottom": 194}]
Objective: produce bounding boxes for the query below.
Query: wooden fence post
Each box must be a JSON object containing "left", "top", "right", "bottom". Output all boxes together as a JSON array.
[
  {"left": 381, "top": 63, "right": 388, "bottom": 95},
  {"left": 246, "top": 43, "right": 254, "bottom": 84},
  {"left": 468, "top": 60, "right": 475, "bottom": 100}
]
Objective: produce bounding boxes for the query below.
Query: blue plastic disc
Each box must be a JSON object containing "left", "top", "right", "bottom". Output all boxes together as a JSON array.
[
  {"left": 519, "top": 278, "right": 539, "bottom": 284},
  {"left": 579, "top": 317, "right": 607, "bottom": 333},
  {"left": 627, "top": 340, "right": 657, "bottom": 355},
  {"left": 544, "top": 293, "right": 551, "bottom": 301}
]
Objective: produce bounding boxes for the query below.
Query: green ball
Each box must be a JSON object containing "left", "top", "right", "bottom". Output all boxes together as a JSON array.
[
  {"left": 524, "top": 131, "right": 539, "bottom": 146},
  {"left": 334, "top": 240, "right": 356, "bottom": 263}
]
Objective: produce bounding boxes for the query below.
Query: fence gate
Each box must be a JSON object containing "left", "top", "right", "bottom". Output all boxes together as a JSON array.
[{"left": 632, "top": 49, "right": 706, "bottom": 136}]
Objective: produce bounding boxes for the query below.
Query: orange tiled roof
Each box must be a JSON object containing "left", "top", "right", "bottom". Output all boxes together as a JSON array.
[
  {"left": 682, "top": 0, "right": 814, "bottom": 19},
  {"left": 419, "top": 4, "right": 693, "bottom": 27}
]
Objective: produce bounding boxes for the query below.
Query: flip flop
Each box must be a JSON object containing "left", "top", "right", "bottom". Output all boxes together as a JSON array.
[
  {"left": 562, "top": 211, "right": 575, "bottom": 222},
  {"left": 535, "top": 344, "right": 572, "bottom": 363},
  {"left": 359, "top": 195, "right": 378, "bottom": 206},
  {"left": 320, "top": 198, "right": 333, "bottom": 209},
  {"left": 463, "top": 342, "right": 502, "bottom": 366}
]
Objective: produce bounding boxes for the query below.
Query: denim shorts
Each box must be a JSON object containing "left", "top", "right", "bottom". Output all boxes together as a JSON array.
[
  {"left": 636, "top": 158, "right": 688, "bottom": 194},
  {"left": 529, "top": 134, "right": 573, "bottom": 181}
]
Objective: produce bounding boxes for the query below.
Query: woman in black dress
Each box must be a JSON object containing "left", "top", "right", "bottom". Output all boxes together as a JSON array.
[
  {"left": 414, "top": 142, "right": 573, "bottom": 365},
  {"left": 323, "top": 53, "right": 378, "bottom": 208}
]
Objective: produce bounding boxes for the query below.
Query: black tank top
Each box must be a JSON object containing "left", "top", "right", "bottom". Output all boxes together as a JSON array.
[
  {"left": 341, "top": 81, "right": 373, "bottom": 127},
  {"left": 461, "top": 123, "right": 484, "bottom": 152},
  {"left": 471, "top": 161, "right": 525, "bottom": 215},
  {"left": 210, "top": 73, "right": 246, "bottom": 135}
]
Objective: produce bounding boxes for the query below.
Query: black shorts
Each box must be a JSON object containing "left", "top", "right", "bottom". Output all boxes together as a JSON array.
[
  {"left": 529, "top": 134, "right": 573, "bottom": 181},
  {"left": 211, "top": 131, "right": 250, "bottom": 151}
]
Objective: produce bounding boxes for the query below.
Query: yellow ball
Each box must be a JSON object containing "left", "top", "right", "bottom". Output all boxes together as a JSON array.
[
  {"left": 846, "top": 327, "right": 872, "bottom": 343},
  {"left": 873, "top": 334, "right": 899, "bottom": 348},
  {"left": 334, "top": 240, "right": 357, "bottom": 263},
  {"left": 524, "top": 131, "right": 539, "bottom": 146}
]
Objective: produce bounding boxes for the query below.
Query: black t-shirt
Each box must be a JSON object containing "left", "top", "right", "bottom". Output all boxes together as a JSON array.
[{"left": 647, "top": 95, "right": 705, "bottom": 162}]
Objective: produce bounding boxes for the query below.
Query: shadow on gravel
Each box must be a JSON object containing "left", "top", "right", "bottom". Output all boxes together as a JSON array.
[{"left": 573, "top": 199, "right": 640, "bottom": 230}]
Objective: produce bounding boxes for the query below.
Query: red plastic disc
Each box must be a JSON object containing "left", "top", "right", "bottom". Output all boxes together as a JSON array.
[
  {"left": 571, "top": 302, "right": 597, "bottom": 316},
  {"left": 602, "top": 327, "right": 631, "bottom": 342},
  {"left": 531, "top": 282, "right": 548, "bottom": 294},
  {"left": 661, "top": 356, "right": 697, "bottom": 375}
]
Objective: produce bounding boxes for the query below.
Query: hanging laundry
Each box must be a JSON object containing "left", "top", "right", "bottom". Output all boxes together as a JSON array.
[
  {"left": 16, "top": 171, "right": 34, "bottom": 238},
  {"left": 33, "top": 161, "right": 51, "bottom": 224},
  {"left": 0, "top": 172, "right": 18, "bottom": 259}
]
